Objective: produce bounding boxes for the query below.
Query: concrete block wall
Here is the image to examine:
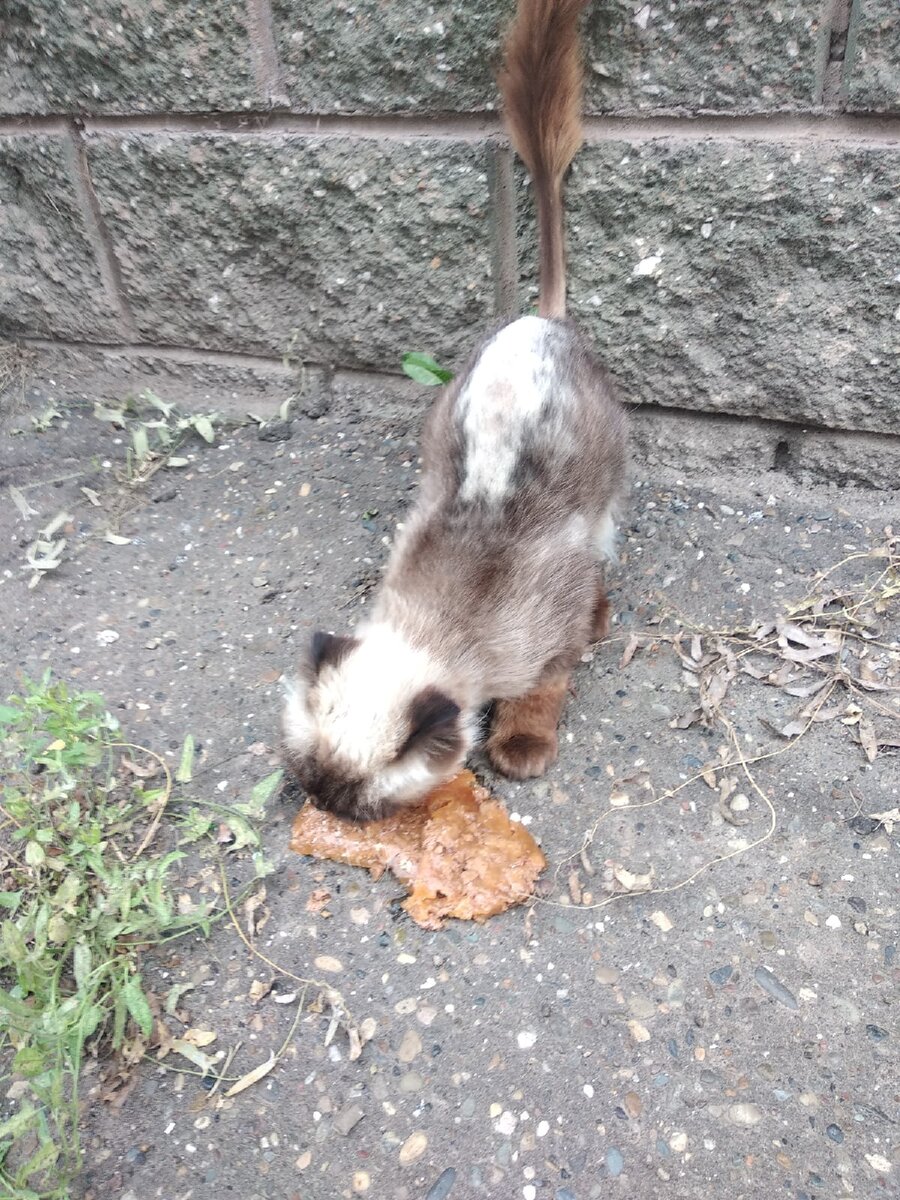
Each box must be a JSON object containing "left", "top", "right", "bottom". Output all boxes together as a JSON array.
[{"left": 1, "top": 2, "right": 898, "bottom": 474}]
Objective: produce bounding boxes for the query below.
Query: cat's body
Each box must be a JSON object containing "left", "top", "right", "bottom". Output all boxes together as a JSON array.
[{"left": 283, "top": 0, "right": 627, "bottom": 820}]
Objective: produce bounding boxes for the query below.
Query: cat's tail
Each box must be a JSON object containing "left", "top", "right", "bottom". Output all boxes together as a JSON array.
[{"left": 498, "top": 0, "right": 588, "bottom": 319}]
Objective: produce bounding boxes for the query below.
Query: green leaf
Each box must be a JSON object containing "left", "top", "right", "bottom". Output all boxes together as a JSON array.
[
  {"left": 0, "top": 891, "right": 21, "bottom": 911},
  {"left": 401, "top": 352, "right": 454, "bottom": 386},
  {"left": 17, "top": 1135, "right": 60, "bottom": 1179},
  {"left": 0, "top": 1104, "right": 39, "bottom": 1141},
  {"left": 93, "top": 402, "right": 127, "bottom": 424},
  {"left": 47, "top": 913, "right": 70, "bottom": 944},
  {"left": 166, "top": 456, "right": 190, "bottom": 468},
  {"left": 223, "top": 814, "right": 259, "bottom": 853},
  {"left": 132, "top": 426, "right": 150, "bottom": 462},
  {"left": 175, "top": 734, "right": 195, "bottom": 784},
  {"left": 53, "top": 874, "right": 81, "bottom": 914},
  {"left": 0, "top": 703, "right": 21, "bottom": 724},
  {"left": 79, "top": 1001, "right": 105, "bottom": 1041},
  {"left": 0, "top": 986, "right": 36, "bottom": 1022},
  {"left": 142, "top": 389, "right": 173, "bottom": 418},
  {"left": 12, "top": 1046, "right": 46, "bottom": 1080},
  {"left": 177, "top": 811, "right": 213, "bottom": 845},
  {"left": 2, "top": 920, "right": 28, "bottom": 964},
  {"left": 25, "top": 840, "right": 46, "bottom": 867},
  {"left": 73, "top": 943, "right": 92, "bottom": 991},
  {"left": 238, "top": 769, "right": 283, "bottom": 819},
  {"left": 121, "top": 974, "right": 153, "bottom": 1039},
  {"left": 191, "top": 415, "right": 216, "bottom": 444},
  {"left": 164, "top": 981, "right": 196, "bottom": 1015}
]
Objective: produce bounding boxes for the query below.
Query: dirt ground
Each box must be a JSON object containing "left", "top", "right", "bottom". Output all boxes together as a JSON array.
[{"left": 1, "top": 391, "right": 897, "bottom": 1200}]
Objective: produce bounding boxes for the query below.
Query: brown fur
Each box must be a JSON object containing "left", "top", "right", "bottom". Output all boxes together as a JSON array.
[
  {"left": 498, "top": 0, "right": 588, "bottom": 317},
  {"left": 486, "top": 671, "right": 571, "bottom": 779}
]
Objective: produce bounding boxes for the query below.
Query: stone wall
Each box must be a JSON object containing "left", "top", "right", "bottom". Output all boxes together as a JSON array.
[{"left": 1, "top": 2, "right": 898, "bottom": 468}]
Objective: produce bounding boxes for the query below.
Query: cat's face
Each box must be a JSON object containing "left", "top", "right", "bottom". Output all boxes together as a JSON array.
[{"left": 282, "top": 627, "right": 473, "bottom": 822}]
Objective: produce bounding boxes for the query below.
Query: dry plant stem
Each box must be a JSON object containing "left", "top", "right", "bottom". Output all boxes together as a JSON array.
[
  {"left": 218, "top": 859, "right": 349, "bottom": 1010},
  {"left": 109, "top": 741, "right": 173, "bottom": 861},
  {"left": 541, "top": 664, "right": 841, "bottom": 912},
  {"left": 536, "top": 540, "right": 898, "bottom": 914}
]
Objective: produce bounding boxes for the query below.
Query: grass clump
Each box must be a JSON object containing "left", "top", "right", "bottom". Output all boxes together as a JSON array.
[{"left": 0, "top": 675, "right": 213, "bottom": 1198}]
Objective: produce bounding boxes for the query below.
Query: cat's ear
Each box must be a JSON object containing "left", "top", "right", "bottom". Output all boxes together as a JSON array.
[
  {"left": 305, "top": 631, "right": 357, "bottom": 678},
  {"left": 398, "top": 687, "right": 463, "bottom": 764}
]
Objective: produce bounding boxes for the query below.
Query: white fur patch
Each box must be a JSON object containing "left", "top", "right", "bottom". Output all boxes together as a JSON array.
[
  {"left": 283, "top": 679, "right": 316, "bottom": 751},
  {"left": 313, "top": 624, "right": 437, "bottom": 772},
  {"left": 593, "top": 509, "right": 617, "bottom": 562},
  {"left": 456, "top": 317, "right": 569, "bottom": 504}
]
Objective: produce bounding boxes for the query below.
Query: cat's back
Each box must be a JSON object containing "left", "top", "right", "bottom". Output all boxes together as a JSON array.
[{"left": 420, "top": 315, "right": 625, "bottom": 522}]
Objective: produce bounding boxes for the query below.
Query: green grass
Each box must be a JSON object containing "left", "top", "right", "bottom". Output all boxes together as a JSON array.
[{"left": 0, "top": 675, "right": 256, "bottom": 1198}]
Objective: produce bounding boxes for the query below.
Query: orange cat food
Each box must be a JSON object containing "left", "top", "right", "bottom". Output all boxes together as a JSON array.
[{"left": 289, "top": 771, "right": 545, "bottom": 929}]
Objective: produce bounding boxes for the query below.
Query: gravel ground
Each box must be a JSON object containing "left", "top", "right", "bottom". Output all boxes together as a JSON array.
[{"left": 1, "top": 397, "right": 897, "bottom": 1200}]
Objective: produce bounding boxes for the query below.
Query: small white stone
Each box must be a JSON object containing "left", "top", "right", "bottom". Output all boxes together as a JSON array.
[
  {"left": 583, "top": 1084, "right": 594, "bottom": 1098},
  {"left": 495, "top": 1110, "right": 517, "bottom": 1137},
  {"left": 536, "top": 1120, "right": 550, "bottom": 1138},
  {"left": 517, "top": 1030, "right": 537, "bottom": 1050},
  {"left": 825, "top": 914, "right": 842, "bottom": 929},
  {"left": 632, "top": 254, "right": 662, "bottom": 277}
]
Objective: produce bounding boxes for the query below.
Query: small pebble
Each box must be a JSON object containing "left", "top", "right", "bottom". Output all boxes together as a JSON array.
[
  {"left": 398, "top": 1029, "right": 422, "bottom": 1063},
  {"left": 332, "top": 1104, "right": 365, "bottom": 1136},
  {"left": 517, "top": 1030, "right": 537, "bottom": 1050},
  {"left": 536, "top": 1120, "right": 550, "bottom": 1138},
  {"left": 866, "top": 1024, "right": 888, "bottom": 1042},
  {"left": 754, "top": 965, "right": 798, "bottom": 1010},
  {"left": 825, "top": 914, "right": 841, "bottom": 930},
  {"left": 865, "top": 1153, "right": 891, "bottom": 1174},
  {"left": 623, "top": 1091, "right": 643, "bottom": 1118},
  {"left": 709, "top": 966, "right": 733, "bottom": 987},
  {"left": 399, "top": 1131, "right": 428, "bottom": 1165},
  {"left": 425, "top": 1169, "right": 457, "bottom": 1200},
  {"left": 494, "top": 1110, "right": 517, "bottom": 1137},
  {"left": 728, "top": 1103, "right": 764, "bottom": 1127},
  {"left": 606, "top": 1147, "right": 624, "bottom": 1176},
  {"left": 825, "top": 1123, "right": 844, "bottom": 1144},
  {"left": 314, "top": 955, "right": 342, "bottom": 974},
  {"left": 352, "top": 1170, "right": 370, "bottom": 1193},
  {"left": 669, "top": 1132, "right": 688, "bottom": 1153}
]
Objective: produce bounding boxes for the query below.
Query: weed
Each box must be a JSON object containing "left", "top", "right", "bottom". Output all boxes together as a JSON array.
[
  {"left": 401, "top": 352, "right": 453, "bottom": 386},
  {"left": 0, "top": 676, "right": 215, "bottom": 1198},
  {"left": 93, "top": 390, "right": 219, "bottom": 486}
]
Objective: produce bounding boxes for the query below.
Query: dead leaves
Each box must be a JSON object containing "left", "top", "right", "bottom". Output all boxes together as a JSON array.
[{"left": 666, "top": 539, "right": 899, "bottom": 765}]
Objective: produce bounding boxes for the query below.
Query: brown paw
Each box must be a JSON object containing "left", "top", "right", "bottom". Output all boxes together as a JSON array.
[{"left": 487, "top": 731, "right": 558, "bottom": 780}]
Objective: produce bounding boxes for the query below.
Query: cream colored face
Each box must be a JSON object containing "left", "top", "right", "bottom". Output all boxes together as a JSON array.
[{"left": 282, "top": 626, "right": 473, "bottom": 822}]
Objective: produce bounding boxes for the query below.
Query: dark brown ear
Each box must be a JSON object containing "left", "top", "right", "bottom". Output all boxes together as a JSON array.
[
  {"left": 398, "top": 687, "right": 462, "bottom": 764},
  {"left": 307, "top": 631, "right": 357, "bottom": 676}
]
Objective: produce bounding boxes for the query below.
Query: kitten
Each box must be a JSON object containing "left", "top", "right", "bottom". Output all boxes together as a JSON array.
[{"left": 283, "top": 0, "right": 627, "bottom": 821}]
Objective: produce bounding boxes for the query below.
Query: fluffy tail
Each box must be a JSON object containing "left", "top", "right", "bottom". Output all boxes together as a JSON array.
[{"left": 498, "top": 0, "right": 587, "bottom": 319}]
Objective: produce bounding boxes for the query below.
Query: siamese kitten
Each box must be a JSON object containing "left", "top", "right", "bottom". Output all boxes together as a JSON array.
[{"left": 283, "top": 0, "right": 627, "bottom": 820}]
